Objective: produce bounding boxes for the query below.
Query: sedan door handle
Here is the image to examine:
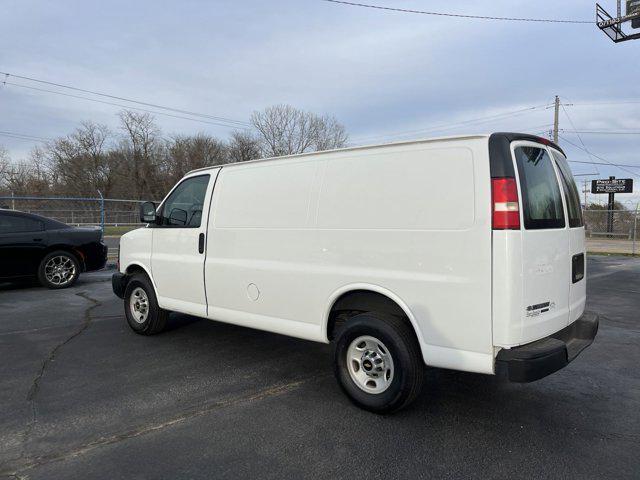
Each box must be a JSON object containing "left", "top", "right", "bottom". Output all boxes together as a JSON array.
[
  {"left": 33, "top": 238, "right": 43, "bottom": 242},
  {"left": 198, "top": 233, "right": 205, "bottom": 254}
]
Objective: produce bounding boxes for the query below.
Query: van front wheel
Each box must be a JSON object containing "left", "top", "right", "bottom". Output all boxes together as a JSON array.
[
  {"left": 124, "top": 273, "right": 169, "bottom": 335},
  {"left": 334, "top": 313, "right": 425, "bottom": 413}
]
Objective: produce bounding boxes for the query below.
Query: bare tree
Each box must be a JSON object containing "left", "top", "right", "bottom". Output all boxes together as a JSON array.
[
  {"left": 250, "top": 104, "right": 348, "bottom": 157},
  {"left": 164, "top": 133, "right": 228, "bottom": 188},
  {"left": 227, "top": 130, "right": 261, "bottom": 163},
  {"left": 117, "top": 110, "right": 163, "bottom": 199},
  {"left": 312, "top": 114, "right": 349, "bottom": 152},
  {"left": 1, "top": 105, "right": 349, "bottom": 202},
  {"left": 46, "top": 122, "right": 113, "bottom": 196},
  {"left": 0, "top": 146, "right": 9, "bottom": 190},
  {"left": 2, "top": 154, "right": 51, "bottom": 197}
]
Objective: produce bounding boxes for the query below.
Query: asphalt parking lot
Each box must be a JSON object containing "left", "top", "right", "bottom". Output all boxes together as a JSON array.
[{"left": 1, "top": 255, "right": 639, "bottom": 479}]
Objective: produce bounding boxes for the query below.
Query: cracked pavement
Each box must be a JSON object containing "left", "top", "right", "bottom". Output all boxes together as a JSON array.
[{"left": 1, "top": 256, "right": 639, "bottom": 479}]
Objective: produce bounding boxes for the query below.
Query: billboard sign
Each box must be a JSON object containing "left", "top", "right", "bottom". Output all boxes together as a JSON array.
[{"left": 591, "top": 178, "right": 634, "bottom": 194}]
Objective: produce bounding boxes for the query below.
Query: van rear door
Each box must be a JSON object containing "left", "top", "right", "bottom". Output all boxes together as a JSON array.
[
  {"left": 550, "top": 149, "right": 587, "bottom": 323},
  {"left": 512, "top": 142, "right": 571, "bottom": 342}
]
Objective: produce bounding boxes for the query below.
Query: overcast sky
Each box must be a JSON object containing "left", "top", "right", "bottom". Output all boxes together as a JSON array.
[{"left": 1, "top": 0, "right": 639, "bottom": 205}]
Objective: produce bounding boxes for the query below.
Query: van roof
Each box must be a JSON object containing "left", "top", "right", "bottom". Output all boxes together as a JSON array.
[{"left": 186, "top": 132, "right": 562, "bottom": 175}]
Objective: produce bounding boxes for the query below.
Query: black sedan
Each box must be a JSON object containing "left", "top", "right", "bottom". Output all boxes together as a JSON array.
[{"left": 0, "top": 209, "right": 108, "bottom": 288}]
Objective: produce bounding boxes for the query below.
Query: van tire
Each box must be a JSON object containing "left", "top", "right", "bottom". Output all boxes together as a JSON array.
[
  {"left": 124, "top": 273, "right": 169, "bottom": 335},
  {"left": 334, "top": 312, "right": 425, "bottom": 413}
]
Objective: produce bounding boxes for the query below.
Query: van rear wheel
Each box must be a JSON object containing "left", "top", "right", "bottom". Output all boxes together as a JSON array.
[
  {"left": 124, "top": 273, "right": 169, "bottom": 335},
  {"left": 334, "top": 312, "right": 425, "bottom": 413}
]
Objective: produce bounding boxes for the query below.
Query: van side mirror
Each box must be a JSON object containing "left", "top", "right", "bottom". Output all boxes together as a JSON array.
[{"left": 139, "top": 202, "right": 158, "bottom": 224}]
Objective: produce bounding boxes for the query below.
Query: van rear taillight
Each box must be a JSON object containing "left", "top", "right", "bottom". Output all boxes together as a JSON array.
[{"left": 492, "top": 177, "right": 520, "bottom": 230}]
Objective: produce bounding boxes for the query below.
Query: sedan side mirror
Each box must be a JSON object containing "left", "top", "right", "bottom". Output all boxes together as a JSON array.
[{"left": 139, "top": 202, "right": 158, "bottom": 224}]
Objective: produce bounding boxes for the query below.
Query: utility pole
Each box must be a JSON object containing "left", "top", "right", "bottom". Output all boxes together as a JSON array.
[
  {"left": 617, "top": 0, "right": 622, "bottom": 19},
  {"left": 553, "top": 95, "right": 560, "bottom": 144},
  {"left": 607, "top": 176, "right": 616, "bottom": 234}
]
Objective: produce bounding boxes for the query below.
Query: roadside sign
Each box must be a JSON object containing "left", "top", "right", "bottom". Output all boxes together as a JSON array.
[
  {"left": 591, "top": 178, "right": 634, "bottom": 194},
  {"left": 629, "top": 0, "right": 640, "bottom": 28}
]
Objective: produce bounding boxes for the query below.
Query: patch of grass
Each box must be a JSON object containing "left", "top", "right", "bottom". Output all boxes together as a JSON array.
[
  {"left": 103, "top": 225, "right": 141, "bottom": 236},
  {"left": 587, "top": 251, "right": 638, "bottom": 258}
]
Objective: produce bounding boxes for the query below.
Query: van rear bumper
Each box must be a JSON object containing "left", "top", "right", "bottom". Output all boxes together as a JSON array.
[{"left": 495, "top": 311, "right": 599, "bottom": 382}]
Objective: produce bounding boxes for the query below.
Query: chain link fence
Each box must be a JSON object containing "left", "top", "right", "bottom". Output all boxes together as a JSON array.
[
  {"left": 1, "top": 195, "right": 639, "bottom": 255},
  {"left": 583, "top": 209, "right": 639, "bottom": 255},
  {"left": 0, "top": 195, "right": 151, "bottom": 232}
]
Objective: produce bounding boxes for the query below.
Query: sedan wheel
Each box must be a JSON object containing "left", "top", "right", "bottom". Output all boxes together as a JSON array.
[
  {"left": 38, "top": 251, "right": 80, "bottom": 289},
  {"left": 44, "top": 255, "right": 77, "bottom": 287}
]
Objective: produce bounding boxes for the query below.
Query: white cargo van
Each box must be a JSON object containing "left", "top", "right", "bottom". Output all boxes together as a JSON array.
[{"left": 113, "top": 132, "right": 598, "bottom": 413}]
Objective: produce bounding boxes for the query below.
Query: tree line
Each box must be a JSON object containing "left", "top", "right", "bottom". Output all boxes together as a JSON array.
[{"left": 0, "top": 104, "right": 349, "bottom": 201}]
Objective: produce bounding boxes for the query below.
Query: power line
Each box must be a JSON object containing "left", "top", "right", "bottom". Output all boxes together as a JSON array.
[
  {"left": 351, "top": 104, "right": 552, "bottom": 144},
  {"left": 559, "top": 135, "right": 640, "bottom": 179},
  {"left": 0, "top": 131, "right": 52, "bottom": 142},
  {"left": 568, "top": 100, "right": 640, "bottom": 106},
  {"left": 560, "top": 103, "right": 600, "bottom": 175},
  {"left": 2, "top": 81, "right": 250, "bottom": 130},
  {"left": 561, "top": 129, "right": 640, "bottom": 135},
  {"left": 320, "top": 0, "right": 593, "bottom": 23},
  {"left": 568, "top": 159, "right": 640, "bottom": 168},
  {"left": 0, "top": 70, "right": 252, "bottom": 127}
]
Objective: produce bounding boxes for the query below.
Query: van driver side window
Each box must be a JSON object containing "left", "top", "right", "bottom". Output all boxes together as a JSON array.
[{"left": 159, "top": 175, "right": 210, "bottom": 227}]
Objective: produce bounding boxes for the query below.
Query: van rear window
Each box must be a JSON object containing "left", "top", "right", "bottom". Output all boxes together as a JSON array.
[
  {"left": 551, "top": 150, "right": 584, "bottom": 228},
  {"left": 514, "top": 146, "right": 565, "bottom": 230}
]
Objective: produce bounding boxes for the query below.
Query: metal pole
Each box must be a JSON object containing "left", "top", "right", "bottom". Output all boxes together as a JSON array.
[
  {"left": 607, "top": 176, "right": 615, "bottom": 235},
  {"left": 97, "top": 190, "right": 105, "bottom": 234},
  {"left": 634, "top": 202, "right": 639, "bottom": 256},
  {"left": 11, "top": 191, "right": 15, "bottom": 210},
  {"left": 553, "top": 95, "right": 560, "bottom": 144}
]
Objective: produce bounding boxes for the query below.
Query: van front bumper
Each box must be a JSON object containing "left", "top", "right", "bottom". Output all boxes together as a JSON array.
[{"left": 495, "top": 311, "right": 599, "bottom": 382}]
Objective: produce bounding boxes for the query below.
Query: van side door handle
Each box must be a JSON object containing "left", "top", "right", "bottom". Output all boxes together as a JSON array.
[{"left": 198, "top": 233, "right": 205, "bottom": 254}]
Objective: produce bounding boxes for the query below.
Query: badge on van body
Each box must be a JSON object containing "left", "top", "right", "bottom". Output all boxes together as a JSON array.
[{"left": 525, "top": 301, "right": 555, "bottom": 317}]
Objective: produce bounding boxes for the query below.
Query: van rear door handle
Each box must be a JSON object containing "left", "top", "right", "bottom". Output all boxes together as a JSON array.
[{"left": 198, "top": 233, "right": 205, "bottom": 254}]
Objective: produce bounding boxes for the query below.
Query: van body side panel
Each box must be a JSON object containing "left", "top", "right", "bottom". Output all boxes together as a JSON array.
[
  {"left": 119, "top": 227, "right": 153, "bottom": 277},
  {"left": 205, "top": 138, "right": 494, "bottom": 374},
  {"left": 205, "top": 159, "right": 326, "bottom": 342}
]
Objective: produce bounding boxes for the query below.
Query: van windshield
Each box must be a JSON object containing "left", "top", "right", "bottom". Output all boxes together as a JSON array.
[
  {"left": 514, "top": 146, "right": 565, "bottom": 230},
  {"left": 551, "top": 150, "right": 584, "bottom": 228}
]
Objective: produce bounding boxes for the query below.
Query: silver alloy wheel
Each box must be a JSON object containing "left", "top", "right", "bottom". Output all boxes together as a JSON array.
[
  {"left": 44, "top": 255, "right": 76, "bottom": 286},
  {"left": 346, "top": 335, "right": 395, "bottom": 394},
  {"left": 129, "top": 287, "right": 150, "bottom": 324}
]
